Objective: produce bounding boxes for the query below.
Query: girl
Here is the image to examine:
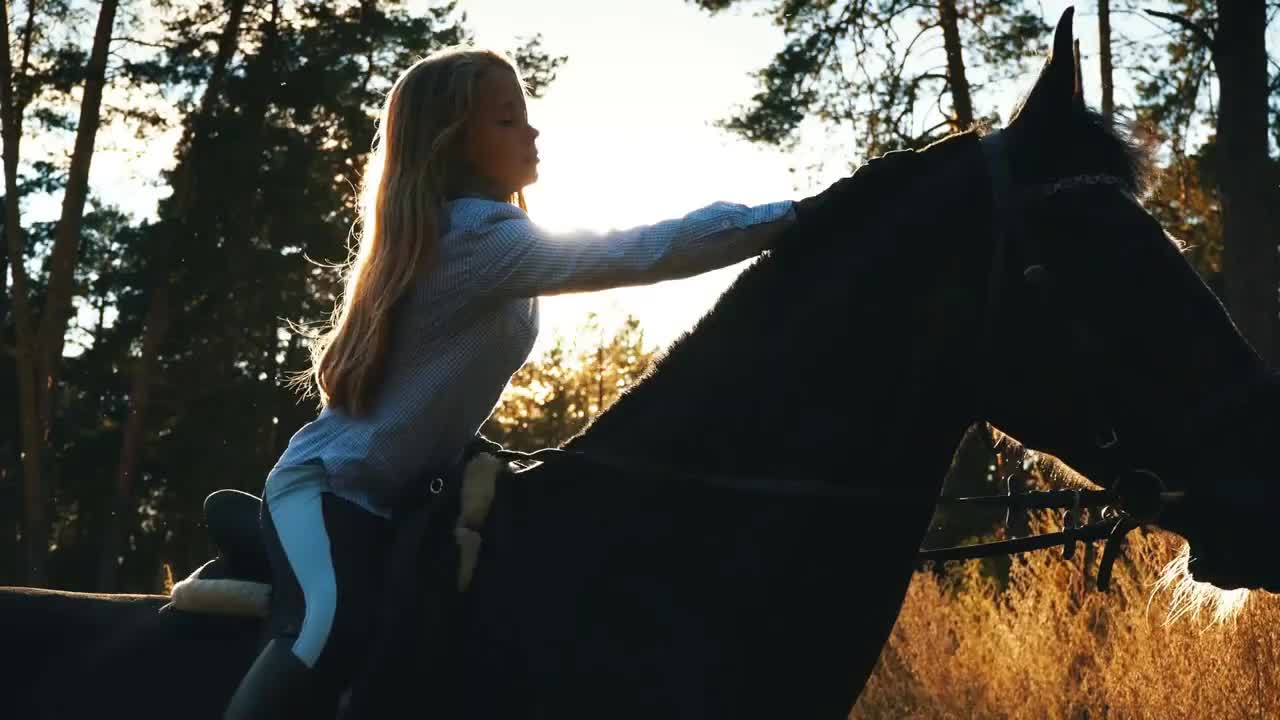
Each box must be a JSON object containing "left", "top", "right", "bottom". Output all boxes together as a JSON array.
[{"left": 223, "top": 45, "right": 919, "bottom": 718}]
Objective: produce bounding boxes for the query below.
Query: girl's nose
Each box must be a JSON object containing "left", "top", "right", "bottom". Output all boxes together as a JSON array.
[{"left": 529, "top": 125, "right": 540, "bottom": 140}]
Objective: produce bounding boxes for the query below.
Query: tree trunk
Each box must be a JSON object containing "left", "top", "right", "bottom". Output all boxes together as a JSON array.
[
  {"left": 1, "top": 193, "right": 7, "bottom": 312},
  {"left": 2, "top": 0, "right": 117, "bottom": 587},
  {"left": 97, "top": 0, "right": 248, "bottom": 592},
  {"left": 1213, "top": 0, "right": 1276, "bottom": 363},
  {"left": 2, "top": 0, "right": 52, "bottom": 586},
  {"left": 226, "top": 0, "right": 280, "bottom": 255},
  {"left": 1097, "top": 0, "right": 1114, "bottom": 121},
  {"left": 938, "top": 0, "right": 974, "bottom": 130},
  {"left": 96, "top": 281, "right": 170, "bottom": 590},
  {"left": 34, "top": 0, "right": 119, "bottom": 464}
]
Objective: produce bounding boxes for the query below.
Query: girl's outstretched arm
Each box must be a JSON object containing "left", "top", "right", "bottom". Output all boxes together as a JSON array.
[{"left": 467, "top": 199, "right": 795, "bottom": 297}]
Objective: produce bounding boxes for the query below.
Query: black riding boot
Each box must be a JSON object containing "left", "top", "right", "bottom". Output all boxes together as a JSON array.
[{"left": 223, "top": 637, "right": 332, "bottom": 719}]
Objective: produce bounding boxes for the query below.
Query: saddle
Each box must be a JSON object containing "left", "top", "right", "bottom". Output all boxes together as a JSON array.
[{"left": 166, "top": 450, "right": 508, "bottom": 618}]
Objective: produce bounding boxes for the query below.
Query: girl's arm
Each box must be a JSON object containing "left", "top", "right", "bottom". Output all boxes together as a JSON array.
[{"left": 470, "top": 200, "right": 795, "bottom": 297}]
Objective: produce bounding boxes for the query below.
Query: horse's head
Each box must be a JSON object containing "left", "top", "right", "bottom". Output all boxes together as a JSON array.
[{"left": 977, "top": 8, "right": 1280, "bottom": 593}]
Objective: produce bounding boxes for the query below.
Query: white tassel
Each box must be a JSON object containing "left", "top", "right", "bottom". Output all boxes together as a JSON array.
[{"left": 455, "top": 452, "right": 505, "bottom": 591}]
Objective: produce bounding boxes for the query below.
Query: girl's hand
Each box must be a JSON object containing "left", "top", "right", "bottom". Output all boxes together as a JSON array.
[{"left": 792, "top": 149, "right": 921, "bottom": 231}]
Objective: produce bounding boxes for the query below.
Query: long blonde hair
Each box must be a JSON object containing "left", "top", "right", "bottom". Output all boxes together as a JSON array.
[{"left": 286, "top": 46, "right": 530, "bottom": 416}]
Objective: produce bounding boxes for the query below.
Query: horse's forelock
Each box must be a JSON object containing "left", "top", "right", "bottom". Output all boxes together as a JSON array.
[
  {"left": 1079, "top": 109, "right": 1152, "bottom": 198},
  {"left": 1002, "top": 104, "right": 1152, "bottom": 201}
]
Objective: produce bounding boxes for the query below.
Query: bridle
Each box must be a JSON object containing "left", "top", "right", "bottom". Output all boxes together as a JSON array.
[
  {"left": 932, "top": 130, "right": 1271, "bottom": 589},
  {"left": 445, "top": 130, "right": 1269, "bottom": 593},
  {"left": 961, "top": 129, "right": 1175, "bottom": 591}
]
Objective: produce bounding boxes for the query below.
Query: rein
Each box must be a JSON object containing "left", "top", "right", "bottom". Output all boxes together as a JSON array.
[
  {"left": 489, "top": 446, "right": 1135, "bottom": 591},
  {"left": 965, "top": 130, "right": 1156, "bottom": 590},
  {"left": 461, "top": 132, "right": 1263, "bottom": 593}
]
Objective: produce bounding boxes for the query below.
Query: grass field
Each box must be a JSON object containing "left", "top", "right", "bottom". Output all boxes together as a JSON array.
[{"left": 853, "top": 516, "right": 1280, "bottom": 719}]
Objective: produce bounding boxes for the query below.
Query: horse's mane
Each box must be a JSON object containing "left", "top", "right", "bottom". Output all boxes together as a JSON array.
[
  {"left": 572, "top": 105, "right": 1153, "bottom": 455},
  {"left": 571, "top": 132, "right": 983, "bottom": 455}
]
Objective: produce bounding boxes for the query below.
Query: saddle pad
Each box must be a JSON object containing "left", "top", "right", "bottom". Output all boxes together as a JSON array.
[
  {"left": 169, "top": 558, "right": 271, "bottom": 617},
  {"left": 169, "top": 452, "right": 508, "bottom": 616}
]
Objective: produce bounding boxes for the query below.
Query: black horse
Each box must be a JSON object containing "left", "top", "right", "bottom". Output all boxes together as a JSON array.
[{"left": 3, "top": 8, "right": 1277, "bottom": 718}]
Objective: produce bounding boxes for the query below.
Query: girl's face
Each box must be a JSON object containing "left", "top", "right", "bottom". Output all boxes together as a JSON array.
[{"left": 461, "top": 68, "right": 540, "bottom": 200}]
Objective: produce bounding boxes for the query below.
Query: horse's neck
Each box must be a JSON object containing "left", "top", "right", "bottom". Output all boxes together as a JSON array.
[{"left": 572, "top": 160, "right": 994, "bottom": 489}]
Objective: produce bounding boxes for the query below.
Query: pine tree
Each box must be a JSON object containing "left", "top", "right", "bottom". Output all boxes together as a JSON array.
[
  {"left": 1139, "top": 1, "right": 1279, "bottom": 363},
  {"left": 2, "top": 0, "right": 123, "bottom": 585},
  {"left": 688, "top": 0, "right": 1049, "bottom": 166},
  {"left": 483, "top": 314, "right": 658, "bottom": 451}
]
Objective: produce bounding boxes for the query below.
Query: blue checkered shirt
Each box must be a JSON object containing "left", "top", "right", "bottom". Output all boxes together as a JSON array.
[{"left": 270, "top": 196, "right": 795, "bottom": 516}]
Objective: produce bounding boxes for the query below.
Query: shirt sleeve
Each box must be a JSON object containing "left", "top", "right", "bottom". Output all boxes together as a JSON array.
[{"left": 468, "top": 200, "right": 795, "bottom": 297}]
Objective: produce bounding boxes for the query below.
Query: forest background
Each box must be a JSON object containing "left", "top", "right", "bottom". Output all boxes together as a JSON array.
[{"left": 1, "top": 1, "right": 1278, "bottom": 715}]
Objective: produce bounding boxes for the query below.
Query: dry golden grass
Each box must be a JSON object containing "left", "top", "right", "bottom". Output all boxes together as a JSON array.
[{"left": 853, "top": 513, "right": 1280, "bottom": 719}]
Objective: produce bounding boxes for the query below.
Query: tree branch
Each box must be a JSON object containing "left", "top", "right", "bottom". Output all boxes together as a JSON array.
[
  {"left": 110, "top": 36, "right": 170, "bottom": 49},
  {"left": 1143, "top": 8, "right": 1215, "bottom": 51}
]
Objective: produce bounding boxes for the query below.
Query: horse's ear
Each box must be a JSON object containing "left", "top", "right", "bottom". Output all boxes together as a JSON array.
[
  {"left": 1009, "top": 6, "right": 1077, "bottom": 127},
  {"left": 1072, "top": 38, "right": 1086, "bottom": 110}
]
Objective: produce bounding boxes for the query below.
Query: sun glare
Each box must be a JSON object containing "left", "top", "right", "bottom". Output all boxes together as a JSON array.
[{"left": 513, "top": 89, "right": 800, "bottom": 357}]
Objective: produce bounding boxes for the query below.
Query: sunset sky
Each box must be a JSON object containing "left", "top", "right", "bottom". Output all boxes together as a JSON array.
[
  {"left": 457, "top": 0, "right": 1126, "bottom": 355},
  {"left": 463, "top": 0, "right": 802, "bottom": 356},
  {"left": 44, "top": 0, "right": 1236, "bottom": 358}
]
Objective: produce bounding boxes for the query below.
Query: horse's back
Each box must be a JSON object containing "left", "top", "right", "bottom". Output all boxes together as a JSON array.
[
  {"left": 453, "top": 460, "right": 912, "bottom": 719},
  {"left": 0, "top": 586, "right": 163, "bottom": 690},
  {"left": 0, "top": 585, "right": 262, "bottom": 719}
]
